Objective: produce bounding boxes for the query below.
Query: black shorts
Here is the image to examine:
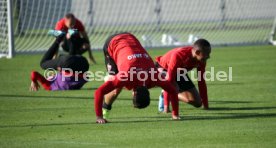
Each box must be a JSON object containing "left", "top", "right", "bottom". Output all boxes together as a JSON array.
[
  {"left": 62, "top": 37, "right": 89, "bottom": 55},
  {"left": 155, "top": 62, "right": 195, "bottom": 92},
  {"left": 103, "top": 32, "right": 130, "bottom": 75}
]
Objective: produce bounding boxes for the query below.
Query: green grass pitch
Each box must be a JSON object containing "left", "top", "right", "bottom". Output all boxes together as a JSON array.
[{"left": 0, "top": 45, "right": 276, "bottom": 147}]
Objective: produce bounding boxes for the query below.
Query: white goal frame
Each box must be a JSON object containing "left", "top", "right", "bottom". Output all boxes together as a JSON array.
[
  {"left": 269, "top": 16, "right": 276, "bottom": 46},
  {"left": 0, "top": 0, "right": 14, "bottom": 58}
]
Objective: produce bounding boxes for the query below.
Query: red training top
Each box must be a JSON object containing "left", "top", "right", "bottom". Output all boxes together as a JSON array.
[
  {"left": 94, "top": 33, "right": 179, "bottom": 117},
  {"left": 55, "top": 18, "right": 85, "bottom": 32},
  {"left": 156, "top": 46, "right": 208, "bottom": 108}
]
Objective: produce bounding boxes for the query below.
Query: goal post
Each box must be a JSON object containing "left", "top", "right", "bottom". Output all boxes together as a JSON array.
[
  {"left": 0, "top": 0, "right": 14, "bottom": 58},
  {"left": 7, "top": 0, "right": 14, "bottom": 58},
  {"left": 269, "top": 16, "right": 276, "bottom": 46}
]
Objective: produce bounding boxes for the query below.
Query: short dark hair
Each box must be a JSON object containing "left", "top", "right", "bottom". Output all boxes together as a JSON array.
[
  {"left": 133, "top": 86, "right": 150, "bottom": 109},
  {"left": 65, "top": 13, "right": 75, "bottom": 19},
  {"left": 194, "top": 39, "right": 211, "bottom": 52}
]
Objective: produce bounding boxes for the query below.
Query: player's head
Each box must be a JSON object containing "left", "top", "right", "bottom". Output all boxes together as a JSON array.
[
  {"left": 64, "top": 13, "right": 76, "bottom": 28},
  {"left": 193, "top": 39, "right": 211, "bottom": 62},
  {"left": 132, "top": 86, "right": 150, "bottom": 109}
]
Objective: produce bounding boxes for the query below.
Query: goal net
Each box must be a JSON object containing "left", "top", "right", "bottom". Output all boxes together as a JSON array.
[
  {"left": 7, "top": 0, "right": 276, "bottom": 53},
  {"left": 0, "top": 0, "right": 13, "bottom": 58}
]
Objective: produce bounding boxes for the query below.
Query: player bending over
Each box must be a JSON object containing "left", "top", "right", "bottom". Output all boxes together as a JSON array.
[
  {"left": 94, "top": 33, "right": 180, "bottom": 124},
  {"left": 156, "top": 39, "right": 211, "bottom": 112},
  {"left": 30, "top": 34, "right": 89, "bottom": 91},
  {"left": 49, "top": 13, "right": 96, "bottom": 64}
]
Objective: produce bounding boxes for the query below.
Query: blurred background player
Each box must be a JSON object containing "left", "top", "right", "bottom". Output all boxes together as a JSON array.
[
  {"left": 30, "top": 34, "right": 89, "bottom": 91},
  {"left": 49, "top": 13, "right": 96, "bottom": 64},
  {"left": 94, "top": 32, "right": 180, "bottom": 124},
  {"left": 156, "top": 39, "right": 211, "bottom": 112}
]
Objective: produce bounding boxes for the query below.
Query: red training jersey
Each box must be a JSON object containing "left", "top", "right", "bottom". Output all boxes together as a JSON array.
[
  {"left": 156, "top": 46, "right": 208, "bottom": 108},
  {"left": 94, "top": 33, "right": 179, "bottom": 117},
  {"left": 107, "top": 33, "right": 154, "bottom": 73},
  {"left": 55, "top": 18, "right": 85, "bottom": 32}
]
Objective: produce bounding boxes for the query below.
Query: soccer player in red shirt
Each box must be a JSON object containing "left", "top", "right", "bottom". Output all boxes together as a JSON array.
[
  {"left": 156, "top": 39, "right": 211, "bottom": 112},
  {"left": 94, "top": 33, "right": 180, "bottom": 124},
  {"left": 54, "top": 13, "right": 96, "bottom": 64}
]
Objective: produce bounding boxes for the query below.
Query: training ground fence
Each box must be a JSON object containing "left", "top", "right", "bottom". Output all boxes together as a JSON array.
[{"left": 1, "top": 0, "right": 276, "bottom": 57}]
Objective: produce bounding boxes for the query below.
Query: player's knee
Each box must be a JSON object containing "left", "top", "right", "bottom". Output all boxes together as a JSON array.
[
  {"left": 193, "top": 102, "right": 202, "bottom": 108},
  {"left": 104, "top": 75, "right": 115, "bottom": 82},
  {"left": 113, "top": 89, "right": 121, "bottom": 96},
  {"left": 82, "top": 43, "right": 90, "bottom": 49},
  {"left": 60, "top": 41, "right": 65, "bottom": 47},
  {"left": 185, "top": 97, "right": 202, "bottom": 108},
  {"left": 192, "top": 97, "right": 202, "bottom": 108},
  {"left": 40, "top": 62, "right": 46, "bottom": 70}
]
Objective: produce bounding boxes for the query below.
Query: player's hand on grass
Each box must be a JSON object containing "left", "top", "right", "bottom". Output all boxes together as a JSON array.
[
  {"left": 96, "top": 116, "right": 108, "bottom": 124},
  {"left": 163, "top": 106, "right": 171, "bottom": 113},
  {"left": 29, "top": 81, "right": 40, "bottom": 91},
  {"left": 172, "top": 115, "right": 181, "bottom": 120}
]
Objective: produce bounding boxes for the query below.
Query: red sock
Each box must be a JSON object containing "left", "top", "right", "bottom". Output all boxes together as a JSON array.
[{"left": 202, "top": 97, "right": 209, "bottom": 109}]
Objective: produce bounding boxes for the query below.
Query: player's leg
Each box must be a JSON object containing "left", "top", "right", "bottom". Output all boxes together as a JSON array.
[
  {"left": 155, "top": 62, "right": 171, "bottom": 112},
  {"left": 60, "top": 29, "right": 79, "bottom": 54},
  {"left": 47, "top": 30, "right": 67, "bottom": 58},
  {"left": 103, "top": 33, "right": 119, "bottom": 75},
  {"left": 63, "top": 29, "right": 89, "bottom": 55},
  {"left": 40, "top": 35, "right": 65, "bottom": 70},
  {"left": 178, "top": 88, "right": 202, "bottom": 107},
  {"left": 102, "top": 87, "right": 123, "bottom": 118},
  {"left": 177, "top": 74, "right": 202, "bottom": 107},
  {"left": 104, "top": 88, "right": 123, "bottom": 105},
  {"left": 101, "top": 32, "right": 131, "bottom": 101},
  {"left": 101, "top": 34, "right": 120, "bottom": 119},
  {"left": 61, "top": 38, "right": 70, "bottom": 53}
]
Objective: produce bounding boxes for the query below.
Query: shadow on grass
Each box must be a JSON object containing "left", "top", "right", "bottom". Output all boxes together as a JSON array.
[
  {"left": 179, "top": 113, "right": 276, "bottom": 122},
  {"left": 0, "top": 94, "right": 155, "bottom": 102},
  {"left": 208, "top": 82, "right": 244, "bottom": 86},
  {"left": 0, "top": 94, "right": 131, "bottom": 101},
  {"left": 1, "top": 113, "right": 276, "bottom": 128},
  {"left": 80, "top": 88, "right": 98, "bottom": 90},
  {"left": 208, "top": 106, "right": 276, "bottom": 111},
  {"left": 0, "top": 94, "right": 257, "bottom": 104},
  {"left": 209, "top": 100, "right": 259, "bottom": 104},
  {"left": 0, "top": 94, "right": 91, "bottom": 100}
]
